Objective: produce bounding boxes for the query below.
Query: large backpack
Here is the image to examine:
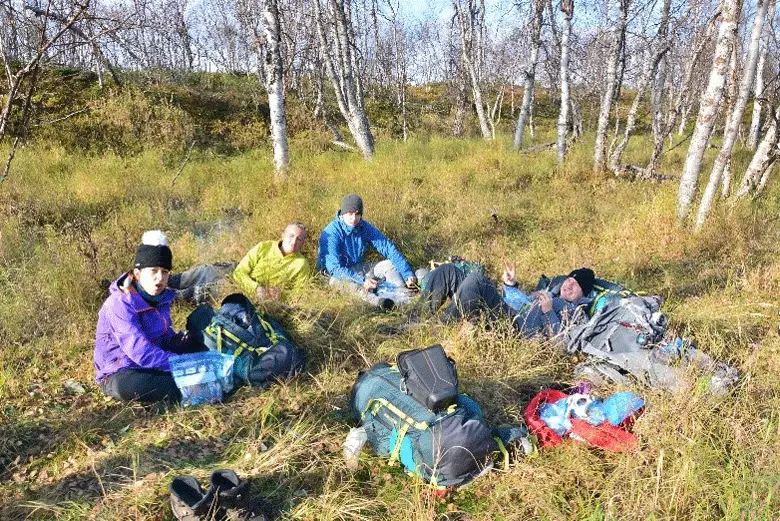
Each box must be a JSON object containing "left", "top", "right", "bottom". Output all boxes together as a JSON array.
[
  {"left": 420, "top": 256, "right": 486, "bottom": 291},
  {"left": 350, "top": 359, "right": 499, "bottom": 489},
  {"left": 565, "top": 296, "right": 739, "bottom": 394},
  {"left": 187, "top": 293, "right": 305, "bottom": 389}
]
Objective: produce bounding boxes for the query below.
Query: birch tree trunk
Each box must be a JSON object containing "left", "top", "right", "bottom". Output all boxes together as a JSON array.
[
  {"left": 609, "top": 47, "right": 667, "bottom": 173},
  {"left": 747, "top": 0, "right": 775, "bottom": 149},
  {"left": 314, "top": 0, "right": 375, "bottom": 159},
  {"left": 454, "top": 0, "right": 492, "bottom": 140},
  {"left": 695, "top": 0, "right": 768, "bottom": 227},
  {"left": 594, "top": 0, "right": 628, "bottom": 172},
  {"left": 651, "top": 0, "right": 672, "bottom": 142},
  {"left": 556, "top": 0, "right": 574, "bottom": 164},
  {"left": 452, "top": 63, "right": 468, "bottom": 137},
  {"left": 734, "top": 106, "right": 779, "bottom": 199},
  {"left": 263, "top": 0, "right": 289, "bottom": 177},
  {"left": 677, "top": 0, "right": 740, "bottom": 221},
  {"left": 513, "top": 0, "right": 544, "bottom": 149}
]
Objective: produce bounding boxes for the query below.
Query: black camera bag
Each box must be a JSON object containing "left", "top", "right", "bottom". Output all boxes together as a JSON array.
[{"left": 397, "top": 345, "right": 458, "bottom": 412}]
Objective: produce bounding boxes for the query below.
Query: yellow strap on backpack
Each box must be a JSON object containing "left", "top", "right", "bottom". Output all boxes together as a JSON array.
[
  {"left": 361, "top": 398, "right": 430, "bottom": 431},
  {"left": 494, "top": 436, "right": 509, "bottom": 471},
  {"left": 207, "top": 324, "right": 268, "bottom": 358},
  {"left": 256, "top": 314, "right": 281, "bottom": 345}
]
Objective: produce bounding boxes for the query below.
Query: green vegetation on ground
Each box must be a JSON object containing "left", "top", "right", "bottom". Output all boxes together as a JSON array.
[{"left": 0, "top": 134, "right": 778, "bottom": 520}]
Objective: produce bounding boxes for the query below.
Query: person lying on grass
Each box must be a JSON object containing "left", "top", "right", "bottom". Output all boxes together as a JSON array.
[
  {"left": 419, "top": 263, "right": 595, "bottom": 337},
  {"left": 317, "top": 193, "right": 421, "bottom": 310},
  {"left": 167, "top": 221, "right": 311, "bottom": 304},
  {"left": 94, "top": 231, "right": 205, "bottom": 404}
]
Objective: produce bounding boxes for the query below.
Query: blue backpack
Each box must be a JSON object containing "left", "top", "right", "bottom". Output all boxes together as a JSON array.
[
  {"left": 187, "top": 293, "right": 305, "bottom": 388},
  {"left": 351, "top": 362, "right": 504, "bottom": 489}
]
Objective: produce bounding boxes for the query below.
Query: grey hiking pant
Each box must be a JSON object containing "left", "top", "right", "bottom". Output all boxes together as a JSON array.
[
  {"left": 329, "top": 260, "right": 422, "bottom": 308},
  {"left": 168, "top": 262, "right": 237, "bottom": 303}
]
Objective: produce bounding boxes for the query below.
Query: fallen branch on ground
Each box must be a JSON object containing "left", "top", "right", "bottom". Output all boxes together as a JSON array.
[
  {"left": 614, "top": 163, "right": 676, "bottom": 181},
  {"left": 330, "top": 140, "right": 355, "bottom": 151},
  {"left": 31, "top": 107, "right": 91, "bottom": 127},
  {"left": 520, "top": 141, "right": 556, "bottom": 153}
]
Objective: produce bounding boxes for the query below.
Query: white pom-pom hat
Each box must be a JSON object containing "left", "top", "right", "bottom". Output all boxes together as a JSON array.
[
  {"left": 134, "top": 230, "right": 173, "bottom": 270},
  {"left": 140, "top": 230, "right": 168, "bottom": 247}
]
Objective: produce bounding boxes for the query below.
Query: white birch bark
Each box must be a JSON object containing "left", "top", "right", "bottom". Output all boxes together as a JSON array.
[
  {"left": 755, "top": 153, "right": 777, "bottom": 191},
  {"left": 609, "top": 47, "right": 667, "bottom": 173},
  {"left": 651, "top": 0, "right": 672, "bottom": 142},
  {"left": 734, "top": 106, "right": 779, "bottom": 199},
  {"left": 747, "top": 0, "right": 775, "bottom": 149},
  {"left": 594, "top": 0, "right": 628, "bottom": 171},
  {"left": 556, "top": 0, "right": 574, "bottom": 163},
  {"left": 263, "top": 0, "right": 289, "bottom": 176},
  {"left": 314, "top": 0, "right": 375, "bottom": 159},
  {"left": 454, "top": 0, "right": 492, "bottom": 140},
  {"left": 513, "top": 0, "right": 544, "bottom": 149},
  {"left": 695, "top": 0, "right": 768, "bottom": 227},
  {"left": 677, "top": 0, "right": 740, "bottom": 221}
]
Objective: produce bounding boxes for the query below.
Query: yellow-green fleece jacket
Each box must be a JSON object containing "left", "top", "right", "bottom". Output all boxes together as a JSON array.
[{"left": 233, "top": 240, "right": 311, "bottom": 297}]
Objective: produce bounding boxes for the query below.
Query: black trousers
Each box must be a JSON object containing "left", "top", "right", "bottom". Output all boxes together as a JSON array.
[
  {"left": 100, "top": 337, "right": 206, "bottom": 404},
  {"left": 422, "top": 264, "right": 512, "bottom": 322},
  {"left": 168, "top": 262, "right": 236, "bottom": 302},
  {"left": 419, "top": 264, "right": 466, "bottom": 313},
  {"left": 101, "top": 368, "right": 181, "bottom": 403}
]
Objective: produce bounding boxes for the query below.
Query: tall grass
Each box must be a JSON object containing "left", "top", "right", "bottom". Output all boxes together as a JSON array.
[{"left": 0, "top": 135, "right": 778, "bottom": 520}]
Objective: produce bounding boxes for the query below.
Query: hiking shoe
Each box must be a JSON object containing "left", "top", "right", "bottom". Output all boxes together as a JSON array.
[
  {"left": 170, "top": 475, "right": 221, "bottom": 521},
  {"left": 210, "top": 469, "right": 271, "bottom": 521},
  {"left": 377, "top": 298, "right": 395, "bottom": 312}
]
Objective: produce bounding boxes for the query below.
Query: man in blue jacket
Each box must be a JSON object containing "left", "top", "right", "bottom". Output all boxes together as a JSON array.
[{"left": 317, "top": 194, "right": 418, "bottom": 309}]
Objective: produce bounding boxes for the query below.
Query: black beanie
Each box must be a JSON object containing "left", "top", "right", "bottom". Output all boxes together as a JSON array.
[
  {"left": 133, "top": 230, "right": 173, "bottom": 270},
  {"left": 340, "top": 194, "right": 364, "bottom": 215},
  {"left": 568, "top": 267, "right": 595, "bottom": 295}
]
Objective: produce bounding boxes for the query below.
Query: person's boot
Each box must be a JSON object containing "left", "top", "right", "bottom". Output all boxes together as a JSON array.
[
  {"left": 170, "top": 475, "right": 222, "bottom": 521},
  {"left": 377, "top": 298, "right": 395, "bottom": 312},
  {"left": 210, "top": 469, "right": 272, "bottom": 521}
]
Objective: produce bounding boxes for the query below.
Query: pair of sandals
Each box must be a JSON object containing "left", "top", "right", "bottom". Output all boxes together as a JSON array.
[{"left": 170, "top": 469, "right": 271, "bottom": 521}]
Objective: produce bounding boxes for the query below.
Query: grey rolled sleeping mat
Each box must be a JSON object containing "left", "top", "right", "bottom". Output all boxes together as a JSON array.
[{"left": 566, "top": 295, "right": 739, "bottom": 395}]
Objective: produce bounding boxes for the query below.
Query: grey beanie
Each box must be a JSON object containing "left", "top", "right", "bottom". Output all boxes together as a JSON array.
[{"left": 340, "top": 194, "right": 364, "bottom": 215}]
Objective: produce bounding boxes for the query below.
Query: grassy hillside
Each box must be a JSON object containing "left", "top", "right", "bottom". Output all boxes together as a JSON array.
[{"left": 0, "top": 134, "right": 778, "bottom": 520}]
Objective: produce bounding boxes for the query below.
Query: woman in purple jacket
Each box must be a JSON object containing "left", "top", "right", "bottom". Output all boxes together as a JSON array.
[{"left": 94, "top": 231, "right": 202, "bottom": 403}]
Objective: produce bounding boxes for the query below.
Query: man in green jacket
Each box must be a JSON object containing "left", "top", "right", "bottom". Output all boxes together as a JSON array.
[
  {"left": 233, "top": 221, "right": 311, "bottom": 300},
  {"left": 168, "top": 221, "right": 311, "bottom": 303}
]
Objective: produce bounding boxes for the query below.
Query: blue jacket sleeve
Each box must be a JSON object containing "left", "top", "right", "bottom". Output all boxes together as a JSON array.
[
  {"left": 543, "top": 299, "right": 579, "bottom": 336},
  {"left": 323, "top": 227, "right": 365, "bottom": 284},
  {"left": 363, "top": 223, "right": 414, "bottom": 281}
]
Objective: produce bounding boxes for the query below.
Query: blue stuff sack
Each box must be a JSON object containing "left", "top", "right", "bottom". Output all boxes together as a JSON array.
[{"left": 170, "top": 351, "right": 235, "bottom": 407}]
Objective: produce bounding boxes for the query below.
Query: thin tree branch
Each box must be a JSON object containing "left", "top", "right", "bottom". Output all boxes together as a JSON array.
[
  {"left": 31, "top": 107, "right": 91, "bottom": 128},
  {"left": 171, "top": 140, "right": 196, "bottom": 186}
]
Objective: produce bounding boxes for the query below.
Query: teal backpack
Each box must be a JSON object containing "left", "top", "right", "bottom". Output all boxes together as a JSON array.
[{"left": 351, "top": 361, "right": 515, "bottom": 489}]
